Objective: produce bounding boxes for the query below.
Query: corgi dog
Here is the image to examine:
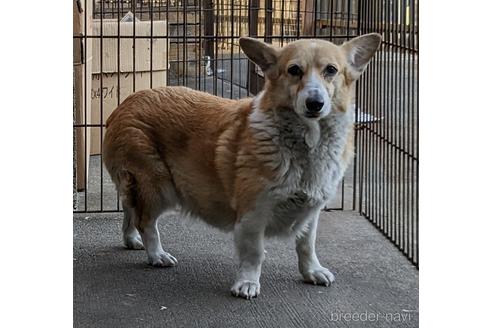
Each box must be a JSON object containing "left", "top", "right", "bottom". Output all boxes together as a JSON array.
[{"left": 103, "top": 33, "right": 381, "bottom": 299}]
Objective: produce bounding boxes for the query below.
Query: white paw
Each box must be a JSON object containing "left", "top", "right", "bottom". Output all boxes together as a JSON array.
[
  {"left": 302, "top": 266, "right": 335, "bottom": 286},
  {"left": 231, "top": 280, "right": 260, "bottom": 300},
  {"left": 123, "top": 235, "right": 144, "bottom": 250},
  {"left": 148, "top": 251, "right": 178, "bottom": 267}
]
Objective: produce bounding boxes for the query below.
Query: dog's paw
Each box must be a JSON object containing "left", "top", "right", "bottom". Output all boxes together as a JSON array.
[
  {"left": 230, "top": 280, "right": 260, "bottom": 300},
  {"left": 148, "top": 251, "right": 178, "bottom": 267},
  {"left": 123, "top": 235, "right": 144, "bottom": 250},
  {"left": 302, "top": 266, "right": 335, "bottom": 286}
]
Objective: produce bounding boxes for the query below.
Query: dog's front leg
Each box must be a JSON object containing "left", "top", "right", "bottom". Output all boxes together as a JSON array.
[
  {"left": 296, "top": 210, "right": 335, "bottom": 286},
  {"left": 230, "top": 215, "right": 265, "bottom": 299}
]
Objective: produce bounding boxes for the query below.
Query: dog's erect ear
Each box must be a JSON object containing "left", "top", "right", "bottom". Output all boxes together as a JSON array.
[
  {"left": 239, "top": 37, "right": 279, "bottom": 78},
  {"left": 342, "top": 33, "right": 382, "bottom": 81}
]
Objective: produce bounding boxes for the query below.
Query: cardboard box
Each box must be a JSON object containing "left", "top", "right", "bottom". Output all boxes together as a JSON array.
[
  {"left": 91, "top": 19, "right": 168, "bottom": 73},
  {"left": 90, "top": 19, "right": 168, "bottom": 155},
  {"left": 74, "top": 0, "right": 93, "bottom": 191}
]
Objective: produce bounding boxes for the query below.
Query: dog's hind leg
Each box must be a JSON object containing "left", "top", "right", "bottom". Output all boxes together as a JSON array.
[
  {"left": 132, "top": 180, "right": 178, "bottom": 267},
  {"left": 116, "top": 170, "right": 144, "bottom": 250},
  {"left": 122, "top": 203, "right": 144, "bottom": 250},
  {"left": 135, "top": 206, "right": 177, "bottom": 267}
]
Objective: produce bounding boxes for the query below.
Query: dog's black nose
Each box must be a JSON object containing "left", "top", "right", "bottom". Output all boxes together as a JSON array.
[{"left": 305, "top": 96, "right": 324, "bottom": 113}]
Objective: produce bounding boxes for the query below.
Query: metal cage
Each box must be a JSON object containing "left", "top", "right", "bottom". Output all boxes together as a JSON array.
[{"left": 73, "top": 0, "right": 418, "bottom": 266}]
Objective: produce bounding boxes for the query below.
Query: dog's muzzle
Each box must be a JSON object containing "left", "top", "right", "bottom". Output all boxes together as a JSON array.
[{"left": 295, "top": 74, "right": 331, "bottom": 120}]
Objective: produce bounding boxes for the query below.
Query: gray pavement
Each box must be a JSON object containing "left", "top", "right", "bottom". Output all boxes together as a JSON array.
[{"left": 74, "top": 210, "right": 418, "bottom": 328}]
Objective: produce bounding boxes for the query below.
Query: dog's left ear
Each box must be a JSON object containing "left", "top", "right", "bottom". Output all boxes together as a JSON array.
[
  {"left": 342, "top": 33, "right": 382, "bottom": 81},
  {"left": 239, "top": 37, "right": 279, "bottom": 79}
]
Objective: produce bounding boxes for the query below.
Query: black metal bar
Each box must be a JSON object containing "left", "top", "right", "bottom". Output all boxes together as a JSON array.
[
  {"left": 362, "top": 0, "right": 369, "bottom": 217},
  {"left": 329, "top": 0, "right": 334, "bottom": 41},
  {"left": 150, "top": 0, "right": 154, "bottom": 89},
  {"left": 384, "top": 0, "right": 390, "bottom": 236},
  {"left": 230, "top": 0, "right": 235, "bottom": 99},
  {"left": 408, "top": 0, "right": 414, "bottom": 258},
  {"left": 238, "top": 0, "right": 242, "bottom": 97},
  {"left": 377, "top": 0, "right": 383, "bottom": 234},
  {"left": 296, "top": 0, "right": 301, "bottom": 39},
  {"left": 84, "top": 0, "right": 88, "bottom": 212},
  {"left": 99, "top": 0, "right": 104, "bottom": 212},
  {"left": 132, "top": 0, "right": 136, "bottom": 92},
  {"left": 357, "top": 0, "right": 366, "bottom": 213},
  {"left": 214, "top": 0, "right": 219, "bottom": 96},
  {"left": 403, "top": 0, "right": 410, "bottom": 257},
  {"left": 116, "top": 0, "right": 121, "bottom": 211},
  {"left": 370, "top": 0, "right": 377, "bottom": 228},
  {"left": 398, "top": 0, "right": 404, "bottom": 251},
  {"left": 390, "top": 0, "right": 396, "bottom": 243},
  {"left": 184, "top": 0, "right": 188, "bottom": 87},
  {"left": 314, "top": 0, "right": 318, "bottom": 38},
  {"left": 247, "top": 0, "right": 259, "bottom": 95},
  {"left": 198, "top": 0, "right": 203, "bottom": 91},
  {"left": 352, "top": 0, "right": 362, "bottom": 211},
  {"left": 265, "top": 0, "right": 273, "bottom": 43},
  {"left": 194, "top": 1, "right": 199, "bottom": 90},
  {"left": 415, "top": 0, "right": 420, "bottom": 267},
  {"left": 366, "top": 43, "right": 374, "bottom": 231},
  {"left": 166, "top": 0, "right": 170, "bottom": 87},
  {"left": 346, "top": 0, "right": 351, "bottom": 40},
  {"left": 280, "top": 0, "right": 285, "bottom": 46}
]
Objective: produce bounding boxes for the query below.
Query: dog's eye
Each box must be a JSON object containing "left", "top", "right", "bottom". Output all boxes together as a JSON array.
[
  {"left": 288, "top": 65, "right": 303, "bottom": 77},
  {"left": 323, "top": 65, "right": 338, "bottom": 77}
]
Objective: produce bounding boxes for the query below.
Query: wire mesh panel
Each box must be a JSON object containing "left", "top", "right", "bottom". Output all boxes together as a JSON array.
[
  {"left": 354, "top": 0, "right": 419, "bottom": 266},
  {"left": 73, "top": 0, "right": 419, "bottom": 266}
]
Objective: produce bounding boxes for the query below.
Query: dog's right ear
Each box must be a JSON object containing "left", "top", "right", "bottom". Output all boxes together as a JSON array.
[{"left": 239, "top": 37, "right": 279, "bottom": 79}]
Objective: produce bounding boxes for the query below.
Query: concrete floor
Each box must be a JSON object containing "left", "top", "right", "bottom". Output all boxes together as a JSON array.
[{"left": 73, "top": 210, "right": 418, "bottom": 328}]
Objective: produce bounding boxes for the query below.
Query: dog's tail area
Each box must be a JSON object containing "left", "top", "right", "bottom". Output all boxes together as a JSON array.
[{"left": 115, "top": 169, "right": 138, "bottom": 209}]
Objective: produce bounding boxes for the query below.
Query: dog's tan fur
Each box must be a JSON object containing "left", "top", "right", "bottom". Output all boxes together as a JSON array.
[
  {"left": 104, "top": 88, "right": 274, "bottom": 226},
  {"left": 103, "top": 34, "right": 381, "bottom": 299}
]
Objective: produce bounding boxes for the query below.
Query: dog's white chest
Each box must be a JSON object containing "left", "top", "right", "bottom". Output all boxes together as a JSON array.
[
  {"left": 249, "top": 106, "right": 352, "bottom": 236},
  {"left": 264, "top": 156, "right": 342, "bottom": 236}
]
